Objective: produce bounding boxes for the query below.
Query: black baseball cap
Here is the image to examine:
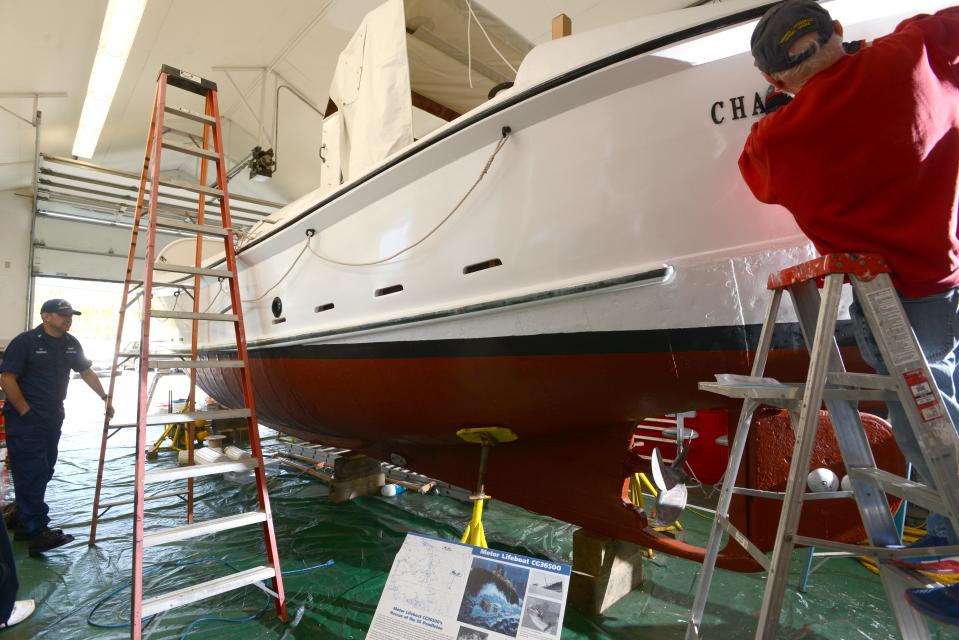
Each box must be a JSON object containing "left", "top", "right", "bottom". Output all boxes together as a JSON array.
[
  {"left": 40, "top": 299, "right": 82, "bottom": 316},
  {"left": 751, "top": 0, "right": 835, "bottom": 74}
]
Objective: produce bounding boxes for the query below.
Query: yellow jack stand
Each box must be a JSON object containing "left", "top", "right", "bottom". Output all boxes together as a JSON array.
[
  {"left": 146, "top": 417, "right": 208, "bottom": 460},
  {"left": 457, "top": 427, "right": 517, "bottom": 548},
  {"left": 629, "top": 472, "right": 683, "bottom": 558}
]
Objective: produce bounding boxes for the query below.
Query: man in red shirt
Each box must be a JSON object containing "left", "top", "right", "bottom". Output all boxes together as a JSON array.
[{"left": 741, "top": 0, "right": 959, "bottom": 624}]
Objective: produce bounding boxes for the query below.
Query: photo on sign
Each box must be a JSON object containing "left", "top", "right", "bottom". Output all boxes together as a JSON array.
[
  {"left": 457, "top": 558, "right": 530, "bottom": 637},
  {"left": 528, "top": 571, "right": 565, "bottom": 599},
  {"left": 520, "top": 596, "right": 562, "bottom": 635},
  {"left": 456, "top": 626, "right": 489, "bottom": 640}
]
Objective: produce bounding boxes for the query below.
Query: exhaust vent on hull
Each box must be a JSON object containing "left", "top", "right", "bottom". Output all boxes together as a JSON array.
[
  {"left": 463, "top": 259, "right": 503, "bottom": 275},
  {"left": 375, "top": 284, "right": 404, "bottom": 297}
]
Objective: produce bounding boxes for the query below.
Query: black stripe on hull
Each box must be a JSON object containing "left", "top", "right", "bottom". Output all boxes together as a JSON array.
[{"left": 225, "top": 321, "right": 856, "bottom": 360}]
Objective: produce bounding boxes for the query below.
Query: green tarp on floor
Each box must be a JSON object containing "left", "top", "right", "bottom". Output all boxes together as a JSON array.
[{"left": 4, "top": 380, "right": 957, "bottom": 639}]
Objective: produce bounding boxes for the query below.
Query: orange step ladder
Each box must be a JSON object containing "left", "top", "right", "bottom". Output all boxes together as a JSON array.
[{"left": 88, "top": 64, "right": 287, "bottom": 639}]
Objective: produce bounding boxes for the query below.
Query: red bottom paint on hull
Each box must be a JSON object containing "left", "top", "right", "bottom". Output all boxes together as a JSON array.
[{"left": 197, "top": 341, "right": 902, "bottom": 571}]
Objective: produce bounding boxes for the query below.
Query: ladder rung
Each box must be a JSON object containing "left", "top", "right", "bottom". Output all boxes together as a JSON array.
[
  {"left": 161, "top": 139, "right": 219, "bottom": 161},
  {"left": 107, "top": 422, "right": 165, "bottom": 430},
  {"left": 99, "top": 490, "right": 185, "bottom": 509},
  {"left": 157, "top": 177, "right": 223, "bottom": 198},
  {"left": 154, "top": 219, "right": 230, "bottom": 237},
  {"left": 154, "top": 263, "right": 233, "bottom": 278},
  {"left": 145, "top": 408, "right": 251, "bottom": 425},
  {"left": 848, "top": 468, "right": 944, "bottom": 514},
  {"left": 143, "top": 511, "right": 267, "bottom": 547},
  {"left": 128, "top": 279, "right": 195, "bottom": 290},
  {"left": 791, "top": 534, "right": 959, "bottom": 561},
  {"left": 145, "top": 458, "right": 259, "bottom": 484},
  {"left": 118, "top": 352, "right": 186, "bottom": 359},
  {"left": 164, "top": 104, "right": 215, "bottom": 126},
  {"left": 826, "top": 372, "right": 897, "bottom": 390},
  {"left": 151, "top": 310, "right": 238, "bottom": 322},
  {"left": 698, "top": 381, "right": 898, "bottom": 402},
  {"left": 141, "top": 565, "right": 275, "bottom": 618},
  {"left": 731, "top": 486, "right": 854, "bottom": 501},
  {"left": 149, "top": 359, "right": 244, "bottom": 370}
]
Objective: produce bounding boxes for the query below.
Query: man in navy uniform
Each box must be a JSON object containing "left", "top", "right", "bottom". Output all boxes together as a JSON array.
[{"left": 0, "top": 299, "right": 114, "bottom": 555}]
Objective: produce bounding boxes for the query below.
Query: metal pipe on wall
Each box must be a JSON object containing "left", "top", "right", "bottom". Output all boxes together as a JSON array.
[{"left": 26, "top": 106, "right": 41, "bottom": 330}]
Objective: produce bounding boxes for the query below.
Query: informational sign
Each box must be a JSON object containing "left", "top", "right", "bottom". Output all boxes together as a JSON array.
[{"left": 368, "top": 533, "right": 571, "bottom": 640}]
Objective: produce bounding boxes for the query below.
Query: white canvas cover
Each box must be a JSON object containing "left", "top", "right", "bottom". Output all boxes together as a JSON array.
[
  {"left": 327, "top": 0, "right": 534, "bottom": 182},
  {"left": 245, "top": 0, "right": 534, "bottom": 240},
  {"left": 405, "top": 0, "right": 532, "bottom": 115},
  {"left": 328, "top": 0, "right": 414, "bottom": 182}
]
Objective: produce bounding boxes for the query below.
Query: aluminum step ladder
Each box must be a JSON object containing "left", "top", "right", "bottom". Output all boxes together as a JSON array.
[
  {"left": 686, "top": 253, "right": 959, "bottom": 640},
  {"left": 87, "top": 64, "right": 288, "bottom": 639}
]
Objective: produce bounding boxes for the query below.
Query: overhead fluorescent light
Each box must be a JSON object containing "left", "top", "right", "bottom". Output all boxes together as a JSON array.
[
  {"left": 652, "top": 0, "right": 952, "bottom": 67},
  {"left": 71, "top": 0, "right": 149, "bottom": 158}
]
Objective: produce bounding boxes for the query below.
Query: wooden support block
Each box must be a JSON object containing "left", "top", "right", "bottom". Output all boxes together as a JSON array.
[
  {"left": 330, "top": 452, "right": 385, "bottom": 502},
  {"left": 209, "top": 416, "right": 249, "bottom": 445},
  {"left": 552, "top": 13, "right": 572, "bottom": 39},
  {"left": 568, "top": 529, "right": 644, "bottom": 615}
]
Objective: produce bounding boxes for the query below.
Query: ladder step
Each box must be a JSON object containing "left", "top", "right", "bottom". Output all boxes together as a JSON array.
[
  {"left": 153, "top": 262, "right": 233, "bottom": 278},
  {"left": 145, "top": 408, "right": 251, "bottom": 425},
  {"left": 129, "top": 278, "right": 194, "bottom": 290},
  {"left": 157, "top": 177, "right": 223, "bottom": 198},
  {"left": 145, "top": 458, "right": 259, "bottom": 484},
  {"left": 151, "top": 310, "right": 238, "bottom": 322},
  {"left": 848, "top": 467, "right": 945, "bottom": 514},
  {"left": 161, "top": 139, "right": 220, "bottom": 161},
  {"left": 118, "top": 352, "right": 186, "bottom": 359},
  {"left": 163, "top": 104, "right": 216, "bottom": 127},
  {"left": 792, "top": 534, "right": 959, "bottom": 561},
  {"left": 141, "top": 565, "right": 275, "bottom": 618},
  {"left": 154, "top": 263, "right": 233, "bottom": 278},
  {"left": 149, "top": 359, "right": 244, "bottom": 370},
  {"left": 143, "top": 511, "right": 267, "bottom": 548},
  {"left": 107, "top": 422, "right": 162, "bottom": 430},
  {"left": 153, "top": 218, "right": 230, "bottom": 237},
  {"left": 107, "top": 408, "right": 252, "bottom": 430},
  {"left": 698, "top": 381, "right": 898, "bottom": 403},
  {"left": 825, "top": 372, "right": 898, "bottom": 390},
  {"left": 99, "top": 490, "right": 185, "bottom": 509}
]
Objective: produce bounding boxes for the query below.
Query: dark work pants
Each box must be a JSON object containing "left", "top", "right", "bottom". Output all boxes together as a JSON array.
[
  {"left": 0, "top": 523, "right": 16, "bottom": 623},
  {"left": 5, "top": 411, "right": 62, "bottom": 535}
]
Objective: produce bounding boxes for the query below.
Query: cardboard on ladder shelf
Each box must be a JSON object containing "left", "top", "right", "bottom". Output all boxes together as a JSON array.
[
  {"left": 686, "top": 253, "right": 959, "bottom": 640},
  {"left": 87, "top": 65, "right": 288, "bottom": 639}
]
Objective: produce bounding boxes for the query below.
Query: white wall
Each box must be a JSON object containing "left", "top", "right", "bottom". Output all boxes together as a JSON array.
[
  {"left": 0, "top": 191, "right": 190, "bottom": 347},
  {"left": 0, "top": 190, "right": 31, "bottom": 346}
]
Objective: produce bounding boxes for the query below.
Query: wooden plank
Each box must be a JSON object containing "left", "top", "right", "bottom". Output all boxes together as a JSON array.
[{"left": 552, "top": 13, "right": 572, "bottom": 39}]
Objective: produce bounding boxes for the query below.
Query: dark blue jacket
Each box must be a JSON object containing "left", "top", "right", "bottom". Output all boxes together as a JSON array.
[{"left": 0, "top": 326, "right": 92, "bottom": 422}]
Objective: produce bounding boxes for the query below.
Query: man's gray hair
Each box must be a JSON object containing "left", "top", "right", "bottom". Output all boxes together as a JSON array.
[{"left": 769, "top": 33, "right": 843, "bottom": 90}]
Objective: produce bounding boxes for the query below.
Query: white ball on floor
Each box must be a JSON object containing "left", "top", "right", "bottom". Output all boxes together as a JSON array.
[
  {"left": 840, "top": 474, "right": 852, "bottom": 492},
  {"left": 807, "top": 468, "right": 838, "bottom": 492}
]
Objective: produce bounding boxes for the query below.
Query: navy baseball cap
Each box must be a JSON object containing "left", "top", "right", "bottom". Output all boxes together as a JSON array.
[
  {"left": 751, "top": 0, "right": 835, "bottom": 74},
  {"left": 40, "top": 299, "right": 82, "bottom": 316}
]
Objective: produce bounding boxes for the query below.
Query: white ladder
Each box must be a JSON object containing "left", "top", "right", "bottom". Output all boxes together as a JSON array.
[{"left": 686, "top": 253, "right": 959, "bottom": 639}]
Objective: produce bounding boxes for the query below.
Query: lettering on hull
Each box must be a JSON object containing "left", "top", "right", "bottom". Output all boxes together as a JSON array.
[{"left": 710, "top": 91, "right": 767, "bottom": 124}]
